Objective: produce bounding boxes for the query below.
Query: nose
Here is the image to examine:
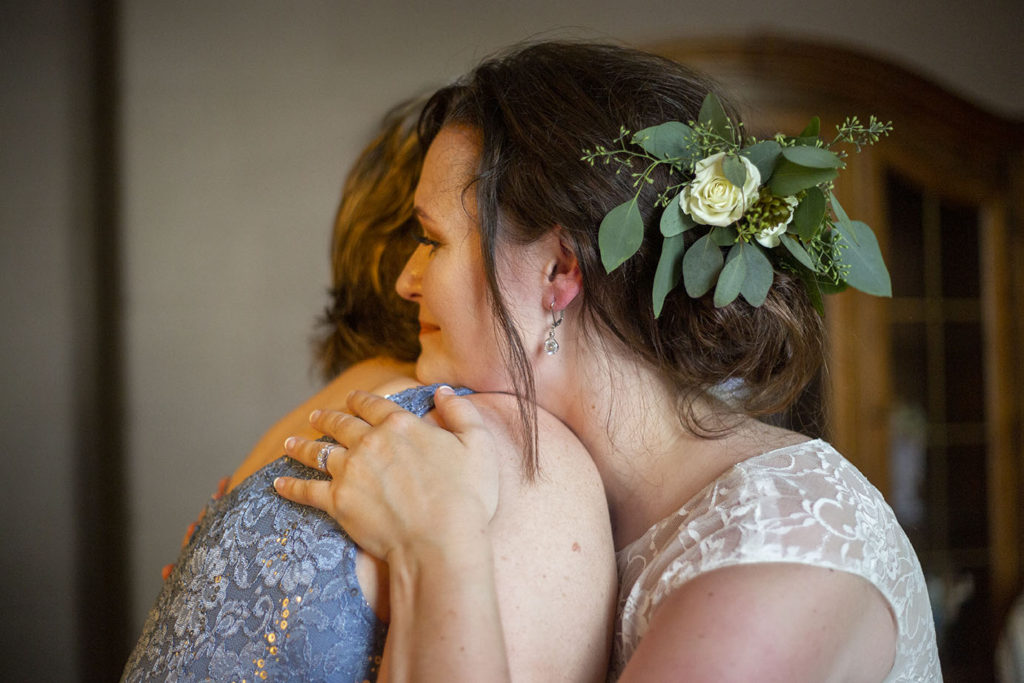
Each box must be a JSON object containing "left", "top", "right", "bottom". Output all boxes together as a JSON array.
[{"left": 396, "top": 244, "right": 426, "bottom": 301}]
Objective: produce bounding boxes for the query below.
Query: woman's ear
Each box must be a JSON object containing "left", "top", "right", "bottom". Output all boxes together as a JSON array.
[{"left": 544, "top": 229, "right": 582, "bottom": 311}]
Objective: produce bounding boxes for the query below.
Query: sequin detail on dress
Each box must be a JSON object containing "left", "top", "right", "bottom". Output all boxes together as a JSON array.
[{"left": 122, "top": 384, "right": 470, "bottom": 682}]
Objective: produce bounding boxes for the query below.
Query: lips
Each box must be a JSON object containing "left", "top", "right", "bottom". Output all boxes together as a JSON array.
[{"left": 418, "top": 321, "right": 440, "bottom": 335}]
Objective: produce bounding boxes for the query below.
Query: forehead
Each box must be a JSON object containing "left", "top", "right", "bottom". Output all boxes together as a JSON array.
[{"left": 415, "top": 125, "right": 481, "bottom": 216}]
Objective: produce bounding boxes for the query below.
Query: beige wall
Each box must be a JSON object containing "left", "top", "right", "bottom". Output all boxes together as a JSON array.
[{"left": 3, "top": 0, "right": 1021, "bottom": 677}]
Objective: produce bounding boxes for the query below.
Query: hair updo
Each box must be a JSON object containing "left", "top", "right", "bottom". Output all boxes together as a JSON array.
[{"left": 420, "top": 42, "right": 825, "bottom": 465}]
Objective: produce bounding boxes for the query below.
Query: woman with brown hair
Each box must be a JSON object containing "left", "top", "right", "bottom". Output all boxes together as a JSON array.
[
  {"left": 122, "top": 96, "right": 615, "bottom": 682},
  {"left": 277, "top": 42, "right": 941, "bottom": 681}
]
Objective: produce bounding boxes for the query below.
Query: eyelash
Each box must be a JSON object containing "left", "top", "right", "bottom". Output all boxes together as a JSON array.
[{"left": 413, "top": 233, "right": 442, "bottom": 253}]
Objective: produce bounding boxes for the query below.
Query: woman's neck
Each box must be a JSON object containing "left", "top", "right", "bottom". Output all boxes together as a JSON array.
[{"left": 536, "top": 345, "right": 804, "bottom": 550}]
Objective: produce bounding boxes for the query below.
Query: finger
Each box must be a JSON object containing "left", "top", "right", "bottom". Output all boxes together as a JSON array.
[
  {"left": 273, "top": 476, "right": 335, "bottom": 514},
  {"left": 344, "top": 390, "right": 409, "bottom": 426},
  {"left": 284, "top": 436, "right": 346, "bottom": 473},
  {"left": 309, "top": 408, "right": 372, "bottom": 445},
  {"left": 432, "top": 385, "right": 486, "bottom": 436}
]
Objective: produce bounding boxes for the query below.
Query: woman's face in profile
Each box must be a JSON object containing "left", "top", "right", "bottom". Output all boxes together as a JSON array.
[{"left": 396, "top": 125, "right": 546, "bottom": 391}]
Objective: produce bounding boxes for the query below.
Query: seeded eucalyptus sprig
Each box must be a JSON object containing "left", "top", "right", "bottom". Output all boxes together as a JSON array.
[{"left": 581, "top": 94, "right": 893, "bottom": 316}]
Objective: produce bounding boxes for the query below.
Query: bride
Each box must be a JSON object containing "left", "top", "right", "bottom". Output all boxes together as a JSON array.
[{"left": 277, "top": 41, "right": 941, "bottom": 681}]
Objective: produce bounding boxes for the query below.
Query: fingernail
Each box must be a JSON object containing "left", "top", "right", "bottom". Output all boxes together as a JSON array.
[
  {"left": 436, "top": 385, "right": 454, "bottom": 396},
  {"left": 273, "top": 477, "right": 283, "bottom": 490},
  {"left": 284, "top": 437, "right": 296, "bottom": 450},
  {"left": 309, "top": 409, "right": 321, "bottom": 422}
]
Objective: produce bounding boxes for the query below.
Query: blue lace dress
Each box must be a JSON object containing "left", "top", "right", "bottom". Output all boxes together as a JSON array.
[{"left": 122, "top": 384, "right": 470, "bottom": 682}]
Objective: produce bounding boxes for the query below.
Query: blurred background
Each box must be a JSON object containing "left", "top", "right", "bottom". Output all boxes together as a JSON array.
[{"left": 2, "top": 0, "right": 1021, "bottom": 680}]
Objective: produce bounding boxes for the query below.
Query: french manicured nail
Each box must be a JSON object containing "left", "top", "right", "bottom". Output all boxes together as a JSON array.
[
  {"left": 284, "top": 437, "right": 296, "bottom": 450},
  {"left": 309, "top": 409, "right": 322, "bottom": 422},
  {"left": 436, "top": 385, "right": 454, "bottom": 396}
]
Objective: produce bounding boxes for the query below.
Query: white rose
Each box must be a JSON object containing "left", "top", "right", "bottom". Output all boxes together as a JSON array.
[
  {"left": 754, "top": 195, "right": 799, "bottom": 248},
  {"left": 682, "top": 152, "right": 761, "bottom": 227}
]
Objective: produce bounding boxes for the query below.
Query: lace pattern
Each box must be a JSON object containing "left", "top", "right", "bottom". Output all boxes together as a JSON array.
[
  {"left": 122, "top": 384, "right": 467, "bottom": 682},
  {"left": 611, "top": 439, "right": 941, "bottom": 681}
]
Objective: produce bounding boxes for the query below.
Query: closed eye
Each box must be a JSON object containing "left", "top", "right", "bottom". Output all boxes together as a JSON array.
[{"left": 413, "top": 233, "right": 442, "bottom": 253}]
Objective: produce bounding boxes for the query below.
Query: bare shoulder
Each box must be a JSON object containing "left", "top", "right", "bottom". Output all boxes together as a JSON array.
[
  {"left": 451, "top": 391, "right": 616, "bottom": 682},
  {"left": 621, "top": 562, "right": 897, "bottom": 683},
  {"left": 456, "top": 392, "right": 605, "bottom": 490}
]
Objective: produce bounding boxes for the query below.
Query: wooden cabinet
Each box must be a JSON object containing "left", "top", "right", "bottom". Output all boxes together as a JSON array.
[{"left": 654, "top": 35, "right": 1024, "bottom": 680}]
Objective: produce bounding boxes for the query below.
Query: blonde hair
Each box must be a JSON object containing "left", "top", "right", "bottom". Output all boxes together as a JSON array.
[{"left": 313, "top": 98, "right": 424, "bottom": 379}]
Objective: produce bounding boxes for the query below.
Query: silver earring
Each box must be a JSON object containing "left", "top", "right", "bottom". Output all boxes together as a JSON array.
[{"left": 544, "top": 302, "right": 564, "bottom": 355}]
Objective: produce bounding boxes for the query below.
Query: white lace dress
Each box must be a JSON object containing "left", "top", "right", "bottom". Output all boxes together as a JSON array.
[{"left": 612, "top": 439, "right": 941, "bottom": 681}]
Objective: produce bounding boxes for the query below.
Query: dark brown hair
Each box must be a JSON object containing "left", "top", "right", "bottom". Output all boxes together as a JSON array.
[
  {"left": 420, "top": 42, "right": 825, "bottom": 469},
  {"left": 314, "top": 98, "right": 424, "bottom": 380}
]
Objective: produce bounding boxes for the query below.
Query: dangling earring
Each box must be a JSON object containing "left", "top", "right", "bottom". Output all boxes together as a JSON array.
[{"left": 544, "top": 302, "right": 564, "bottom": 356}]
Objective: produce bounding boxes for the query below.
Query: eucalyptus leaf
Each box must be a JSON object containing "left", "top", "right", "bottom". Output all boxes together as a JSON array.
[
  {"left": 659, "top": 193, "right": 695, "bottom": 236},
  {"left": 796, "top": 268, "right": 826, "bottom": 315},
  {"left": 781, "top": 145, "right": 843, "bottom": 169},
  {"left": 740, "top": 141, "right": 782, "bottom": 181},
  {"left": 698, "top": 93, "right": 736, "bottom": 144},
  {"left": 683, "top": 234, "right": 724, "bottom": 298},
  {"left": 714, "top": 244, "right": 745, "bottom": 307},
  {"left": 740, "top": 242, "right": 774, "bottom": 306},
  {"left": 768, "top": 159, "right": 839, "bottom": 196},
  {"left": 722, "top": 155, "right": 747, "bottom": 188},
  {"left": 709, "top": 225, "right": 739, "bottom": 246},
  {"left": 599, "top": 198, "right": 644, "bottom": 273},
  {"left": 830, "top": 194, "right": 854, "bottom": 237},
  {"left": 778, "top": 233, "right": 817, "bottom": 271},
  {"left": 633, "top": 121, "right": 698, "bottom": 163},
  {"left": 652, "top": 234, "right": 686, "bottom": 317},
  {"left": 817, "top": 277, "right": 848, "bottom": 295},
  {"left": 799, "top": 116, "right": 821, "bottom": 138},
  {"left": 791, "top": 187, "right": 827, "bottom": 241},
  {"left": 834, "top": 219, "right": 891, "bottom": 296}
]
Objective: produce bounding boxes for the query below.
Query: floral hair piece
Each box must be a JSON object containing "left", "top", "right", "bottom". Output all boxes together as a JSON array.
[{"left": 582, "top": 94, "right": 893, "bottom": 316}]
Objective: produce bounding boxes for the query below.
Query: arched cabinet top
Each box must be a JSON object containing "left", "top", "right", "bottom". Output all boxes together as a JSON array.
[{"left": 650, "top": 35, "right": 1023, "bottom": 198}]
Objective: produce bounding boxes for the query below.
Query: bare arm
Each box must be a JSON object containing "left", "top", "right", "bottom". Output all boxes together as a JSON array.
[
  {"left": 276, "top": 388, "right": 616, "bottom": 682},
  {"left": 617, "top": 563, "right": 897, "bottom": 683}
]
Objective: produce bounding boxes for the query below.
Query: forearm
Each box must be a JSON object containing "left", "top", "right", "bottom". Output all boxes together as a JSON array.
[{"left": 381, "top": 533, "right": 511, "bottom": 683}]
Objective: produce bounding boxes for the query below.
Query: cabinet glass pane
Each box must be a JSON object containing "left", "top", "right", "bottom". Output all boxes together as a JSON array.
[
  {"left": 940, "top": 202, "right": 981, "bottom": 298},
  {"left": 887, "top": 172, "right": 925, "bottom": 297}
]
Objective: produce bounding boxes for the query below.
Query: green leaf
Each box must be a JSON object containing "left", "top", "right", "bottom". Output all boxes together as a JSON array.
[
  {"left": 781, "top": 145, "right": 843, "bottom": 169},
  {"left": 768, "top": 159, "right": 839, "bottom": 196},
  {"left": 830, "top": 193, "right": 854, "bottom": 236},
  {"left": 698, "top": 93, "right": 736, "bottom": 144},
  {"left": 599, "top": 198, "right": 644, "bottom": 273},
  {"left": 740, "top": 242, "right": 774, "bottom": 306},
  {"left": 834, "top": 219, "right": 892, "bottom": 297},
  {"left": 722, "top": 155, "right": 747, "bottom": 188},
  {"left": 799, "top": 116, "right": 821, "bottom": 138},
  {"left": 714, "top": 244, "right": 745, "bottom": 307},
  {"left": 791, "top": 187, "right": 827, "bottom": 241},
  {"left": 796, "top": 268, "right": 826, "bottom": 315},
  {"left": 652, "top": 234, "right": 686, "bottom": 317},
  {"left": 782, "top": 144, "right": 839, "bottom": 169},
  {"left": 778, "top": 233, "right": 817, "bottom": 271},
  {"left": 740, "top": 141, "right": 781, "bottom": 181},
  {"left": 709, "top": 225, "right": 739, "bottom": 246},
  {"left": 817, "top": 277, "right": 848, "bottom": 295},
  {"left": 633, "top": 122, "right": 697, "bottom": 163},
  {"left": 660, "top": 193, "right": 695, "bottom": 236},
  {"left": 683, "top": 234, "right": 724, "bottom": 298}
]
